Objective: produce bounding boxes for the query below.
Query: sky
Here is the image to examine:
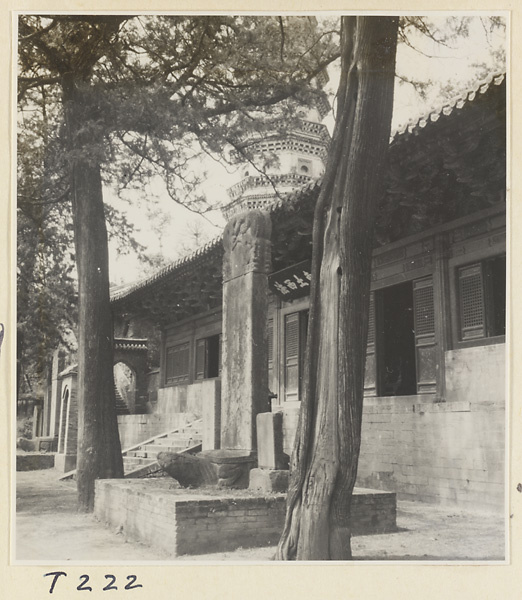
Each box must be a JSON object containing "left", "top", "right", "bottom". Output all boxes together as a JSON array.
[{"left": 107, "top": 13, "right": 507, "bottom": 287}]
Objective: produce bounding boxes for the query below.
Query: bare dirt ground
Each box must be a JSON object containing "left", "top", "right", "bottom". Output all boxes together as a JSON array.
[{"left": 15, "top": 468, "right": 506, "bottom": 562}]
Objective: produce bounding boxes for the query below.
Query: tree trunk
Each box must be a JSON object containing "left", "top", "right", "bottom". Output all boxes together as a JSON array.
[
  {"left": 276, "top": 16, "right": 398, "bottom": 560},
  {"left": 63, "top": 80, "right": 124, "bottom": 512}
]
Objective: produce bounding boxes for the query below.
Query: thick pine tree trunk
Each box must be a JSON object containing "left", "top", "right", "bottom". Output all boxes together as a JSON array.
[
  {"left": 64, "top": 80, "right": 124, "bottom": 512},
  {"left": 276, "top": 16, "right": 398, "bottom": 560}
]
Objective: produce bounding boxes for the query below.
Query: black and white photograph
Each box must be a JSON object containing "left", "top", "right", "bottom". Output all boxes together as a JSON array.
[{"left": 10, "top": 10, "right": 509, "bottom": 573}]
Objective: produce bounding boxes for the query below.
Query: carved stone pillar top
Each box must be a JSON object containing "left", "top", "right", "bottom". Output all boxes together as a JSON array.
[{"left": 222, "top": 210, "right": 272, "bottom": 282}]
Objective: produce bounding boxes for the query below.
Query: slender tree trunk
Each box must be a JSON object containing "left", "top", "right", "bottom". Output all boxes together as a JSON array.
[
  {"left": 276, "top": 15, "right": 398, "bottom": 560},
  {"left": 63, "top": 79, "right": 124, "bottom": 512}
]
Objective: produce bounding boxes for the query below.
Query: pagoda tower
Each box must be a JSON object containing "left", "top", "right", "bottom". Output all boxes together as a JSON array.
[{"left": 222, "top": 99, "right": 331, "bottom": 221}]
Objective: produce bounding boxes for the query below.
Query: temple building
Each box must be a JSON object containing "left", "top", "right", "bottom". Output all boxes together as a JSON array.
[{"left": 42, "top": 73, "right": 506, "bottom": 514}]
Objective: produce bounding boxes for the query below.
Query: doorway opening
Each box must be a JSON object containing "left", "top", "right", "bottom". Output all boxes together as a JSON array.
[{"left": 377, "top": 282, "right": 417, "bottom": 396}]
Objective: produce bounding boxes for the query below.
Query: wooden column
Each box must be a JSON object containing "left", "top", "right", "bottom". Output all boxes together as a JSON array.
[{"left": 433, "top": 233, "right": 452, "bottom": 400}]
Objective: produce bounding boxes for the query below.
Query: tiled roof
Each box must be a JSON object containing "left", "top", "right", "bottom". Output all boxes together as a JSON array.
[
  {"left": 110, "top": 237, "right": 223, "bottom": 303},
  {"left": 114, "top": 338, "right": 148, "bottom": 351},
  {"left": 391, "top": 72, "right": 505, "bottom": 142}
]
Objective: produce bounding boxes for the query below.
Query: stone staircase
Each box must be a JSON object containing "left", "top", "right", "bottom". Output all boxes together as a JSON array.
[
  {"left": 122, "top": 419, "right": 203, "bottom": 478},
  {"left": 114, "top": 386, "right": 130, "bottom": 415},
  {"left": 58, "top": 418, "right": 203, "bottom": 481}
]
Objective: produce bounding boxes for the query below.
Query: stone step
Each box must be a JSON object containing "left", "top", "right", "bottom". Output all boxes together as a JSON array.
[
  {"left": 114, "top": 385, "right": 130, "bottom": 416},
  {"left": 127, "top": 435, "right": 201, "bottom": 449},
  {"left": 123, "top": 465, "right": 154, "bottom": 476},
  {"left": 123, "top": 456, "right": 157, "bottom": 467},
  {"left": 143, "top": 444, "right": 189, "bottom": 454},
  {"left": 126, "top": 445, "right": 186, "bottom": 458},
  {"left": 169, "top": 428, "right": 203, "bottom": 437},
  {"left": 121, "top": 420, "right": 203, "bottom": 477},
  {"left": 125, "top": 450, "right": 154, "bottom": 458},
  {"left": 179, "top": 427, "right": 203, "bottom": 434},
  {"left": 153, "top": 436, "right": 202, "bottom": 446},
  {"left": 158, "top": 430, "right": 202, "bottom": 439},
  {"left": 124, "top": 461, "right": 164, "bottom": 479}
]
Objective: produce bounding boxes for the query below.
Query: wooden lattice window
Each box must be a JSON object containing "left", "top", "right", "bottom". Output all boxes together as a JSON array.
[
  {"left": 458, "top": 256, "right": 505, "bottom": 341},
  {"left": 458, "top": 264, "right": 485, "bottom": 340},
  {"left": 367, "top": 294, "right": 375, "bottom": 345},
  {"left": 165, "top": 342, "right": 190, "bottom": 384},
  {"left": 364, "top": 293, "right": 377, "bottom": 398},
  {"left": 413, "top": 279, "right": 435, "bottom": 337},
  {"left": 268, "top": 318, "right": 274, "bottom": 368}
]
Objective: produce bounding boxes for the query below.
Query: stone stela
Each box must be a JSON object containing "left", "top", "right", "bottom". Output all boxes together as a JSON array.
[
  {"left": 219, "top": 209, "right": 272, "bottom": 451},
  {"left": 199, "top": 209, "right": 272, "bottom": 485},
  {"left": 160, "top": 209, "right": 272, "bottom": 487}
]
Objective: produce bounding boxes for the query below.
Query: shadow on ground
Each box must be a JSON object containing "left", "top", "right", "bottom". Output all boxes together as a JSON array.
[
  {"left": 17, "top": 470, "right": 77, "bottom": 515},
  {"left": 15, "top": 469, "right": 506, "bottom": 562}
]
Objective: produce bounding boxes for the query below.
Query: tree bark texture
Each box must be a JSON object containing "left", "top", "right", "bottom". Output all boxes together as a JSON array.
[
  {"left": 63, "top": 80, "right": 124, "bottom": 512},
  {"left": 276, "top": 16, "right": 398, "bottom": 560}
]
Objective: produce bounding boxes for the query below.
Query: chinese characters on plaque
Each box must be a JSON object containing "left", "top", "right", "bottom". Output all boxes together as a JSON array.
[{"left": 268, "top": 260, "right": 312, "bottom": 300}]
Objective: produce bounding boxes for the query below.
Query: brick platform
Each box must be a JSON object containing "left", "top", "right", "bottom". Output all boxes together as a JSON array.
[
  {"left": 94, "top": 479, "right": 396, "bottom": 557},
  {"left": 16, "top": 453, "right": 55, "bottom": 471}
]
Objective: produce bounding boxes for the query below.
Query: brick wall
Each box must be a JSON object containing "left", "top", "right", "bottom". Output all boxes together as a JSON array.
[
  {"left": 16, "top": 453, "right": 55, "bottom": 471},
  {"left": 175, "top": 495, "right": 285, "bottom": 555},
  {"left": 94, "top": 480, "right": 285, "bottom": 557},
  {"left": 94, "top": 480, "right": 396, "bottom": 557},
  {"left": 279, "top": 344, "right": 505, "bottom": 512},
  {"left": 156, "top": 379, "right": 220, "bottom": 418},
  {"left": 117, "top": 413, "right": 193, "bottom": 450},
  {"left": 356, "top": 344, "right": 505, "bottom": 512}
]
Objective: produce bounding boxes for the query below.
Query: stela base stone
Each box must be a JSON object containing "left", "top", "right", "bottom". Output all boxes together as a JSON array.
[{"left": 249, "top": 468, "right": 289, "bottom": 493}]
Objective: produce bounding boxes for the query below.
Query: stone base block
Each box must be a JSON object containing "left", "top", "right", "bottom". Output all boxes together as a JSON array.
[
  {"left": 159, "top": 449, "right": 256, "bottom": 489},
  {"left": 34, "top": 436, "right": 58, "bottom": 452},
  {"left": 16, "top": 453, "right": 55, "bottom": 471},
  {"left": 199, "top": 449, "right": 256, "bottom": 488},
  {"left": 256, "top": 412, "right": 288, "bottom": 469},
  {"left": 249, "top": 468, "right": 289, "bottom": 493},
  {"left": 202, "top": 380, "right": 221, "bottom": 451},
  {"left": 54, "top": 453, "right": 77, "bottom": 473}
]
